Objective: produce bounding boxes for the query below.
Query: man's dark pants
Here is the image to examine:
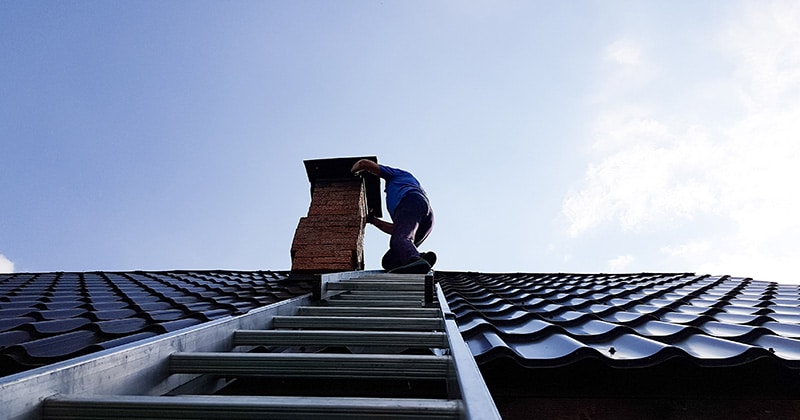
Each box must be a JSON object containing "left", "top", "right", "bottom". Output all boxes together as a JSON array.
[{"left": 381, "top": 193, "right": 434, "bottom": 271}]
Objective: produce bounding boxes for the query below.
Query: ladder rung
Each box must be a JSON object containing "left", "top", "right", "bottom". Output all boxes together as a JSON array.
[
  {"left": 44, "top": 395, "right": 461, "bottom": 419},
  {"left": 327, "top": 281, "right": 425, "bottom": 291},
  {"left": 273, "top": 316, "right": 441, "bottom": 330},
  {"left": 169, "top": 352, "right": 451, "bottom": 379},
  {"left": 348, "top": 275, "right": 427, "bottom": 282},
  {"left": 324, "top": 299, "right": 426, "bottom": 308},
  {"left": 234, "top": 330, "right": 449, "bottom": 347},
  {"left": 298, "top": 306, "right": 441, "bottom": 318},
  {"left": 336, "top": 292, "right": 423, "bottom": 299}
]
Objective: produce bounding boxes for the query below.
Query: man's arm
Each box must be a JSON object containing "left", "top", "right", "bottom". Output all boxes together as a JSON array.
[
  {"left": 354, "top": 160, "right": 390, "bottom": 234},
  {"left": 368, "top": 216, "right": 393, "bottom": 235},
  {"left": 351, "top": 159, "right": 381, "bottom": 177}
]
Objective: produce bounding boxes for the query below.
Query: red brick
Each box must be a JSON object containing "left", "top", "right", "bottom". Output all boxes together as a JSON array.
[{"left": 291, "top": 179, "right": 367, "bottom": 273}]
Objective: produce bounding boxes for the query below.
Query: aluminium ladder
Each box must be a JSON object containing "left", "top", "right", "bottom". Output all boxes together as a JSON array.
[{"left": 5, "top": 271, "right": 499, "bottom": 419}]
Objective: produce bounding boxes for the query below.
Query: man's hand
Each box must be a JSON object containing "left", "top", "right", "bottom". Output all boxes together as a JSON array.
[{"left": 351, "top": 159, "right": 381, "bottom": 176}]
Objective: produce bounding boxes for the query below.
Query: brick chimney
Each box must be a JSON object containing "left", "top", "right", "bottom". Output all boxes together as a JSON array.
[{"left": 290, "top": 156, "right": 382, "bottom": 273}]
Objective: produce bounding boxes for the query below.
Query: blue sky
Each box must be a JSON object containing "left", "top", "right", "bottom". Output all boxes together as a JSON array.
[{"left": 2, "top": 1, "right": 799, "bottom": 283}]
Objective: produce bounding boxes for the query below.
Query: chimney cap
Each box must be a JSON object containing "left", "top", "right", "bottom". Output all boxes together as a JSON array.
[{"left": 303, "top": 156, "right": 382, "bottom": 217}]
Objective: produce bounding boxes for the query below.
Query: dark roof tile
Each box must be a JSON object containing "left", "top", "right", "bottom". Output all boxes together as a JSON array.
[
  {"left": 41, "top": 301, "right": 84, "bottom": 310},
  {"left": 546, "top": 310, "right": 588, "bottom": 323},
  {"left": 201, "top": 308, "right": 234, "bottom": 320},
  {"left": 26, "top": 318, "right": 91, "bottom": 334},
  {"left": 723, "top": 305, "right": 762, "bottom": 315},
  {"left": 657, "top": 311, "right": 713, "bottom": 325},
  {"left": 155, "top": 318, "right": 203, "bottom": 333},
  {"left": 669, "top": 334, "right": 758, "bottom": 361},
  {"left": 90, "top": 309, "right": 138, "bottom": 321},
  {"left": 438, "top": 271, "right": 800, "bottom": 369},
  {"left": 513, "top": 334, "right": 591, "bottom": 363},
  {"left": 749, "top": 335, "right": 800, "bottom": 360},
  {"left": 91, "top": 331, "right": 159, "bottom": 351},
  {"left": 499, "top": 318, "right": 554, "bottom": 336},
  {"left": 713, "top": 312, "right": 773, "bottom": 325},
  {"left": 0, "top": 317, "right": 36, "bottom": 333},
  {"left": 0, "top": 306, "right": 39, "bottom": 319},
  {"left": 602, "top": 333, "right": 673, "bottom": 362},
  {"left": 633, "top": 320, "right": 693, "bottom": 338},
  {"left": 457, "top": 315, "right": 494, "bottom": 334},
  {"left": 698, "top": 320, "right": 764, "bottom": 340},
  {"left": 0, "top": 330, "right": 33, "bottom": 347},
  {"left": 0, "top": 301, "right": 40, "bottom": 313},
  {"left": 563, "top": 319, "right": 622, "bottom": 337},
  {"left": 134, "top": 301, "right": 173, "bottom": 311},
  {"left": 0, "top": 270, "right": 308, "bottom": 378},
  {"left": 10, "top": 330, "right": 98, "bottom": 359},
  {"left": 37, "top": 308, "right": 88, "bottom": 320},
  {"left": 87, "top": 301, "right": 128, "bottom": 310},
  {"left": 769, "top": 313, "right": 800, "bottom": 324},
  {"left": 761, "top": 321, "right": 800, "bottom": 339},
  {"left": 146, "top": 309, "right": 186, "bottom": 322},
  {"left": 599, "top": 310, "right": 654, "bottom": 325},
  {"left": 94, "top": 317, "right": 149, "bottom": 335}
]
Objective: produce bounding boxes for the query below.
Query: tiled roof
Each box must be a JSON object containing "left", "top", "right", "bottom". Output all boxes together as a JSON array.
[
  {"left": 436, "top": 272, "right": 800, "bottom": 369},
  {"left": 0, "top": 270, "right": 312, "bottom": 377},
  {"left": 7, "top": 269, "right": 800, "bottom": 381}
]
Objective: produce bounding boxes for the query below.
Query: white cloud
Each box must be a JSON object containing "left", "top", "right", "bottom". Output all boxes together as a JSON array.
[
  {"left": 564, "top": 120, "right": 719, "bottom": 236},
  {"left": 593, "top": 38, "right": 656, "bottom": 98},
  {"left": 0, "top": 254, "right": 14, "bottom": 273},
  {"left": 661, "top": 240, "right": 711, "bottom": 259},
  {"left": 608, "top": 254, "right": 634, "bottom": 272},
  {"left": 663, "top": 239, "right": 799, "bottom": 283},
  {"left": 564, "top": 0, "right": 800, "bottom": 282},
  {"left": 605, "top": 39, "right": 643, "bottom": 67},
  {"left": 723, "top": 0, "right": 800, "bottom": 112},
  {"left": 697, "top": 251, "right": 800, "bottom": 284}
]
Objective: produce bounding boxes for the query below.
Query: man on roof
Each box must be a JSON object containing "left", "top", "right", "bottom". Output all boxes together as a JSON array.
[{"left": 351, "top": 159, "right": 436, "bottom": 274}]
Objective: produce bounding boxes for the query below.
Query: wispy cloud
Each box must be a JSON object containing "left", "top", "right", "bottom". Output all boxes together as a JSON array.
[
  {"left": 0, "top": 254, "right": 14, "bottom": 273},
  {"left": 563, "top": 114, "right": 719, "bottom": 236},
  {"left": 591, "top": 38, "right": 656, "bottom": 102},
  {"left": 564, "top": 1, "right": 800, "bottom": 281},
  {"left": 604, "top": 38, "right": 643, "bottom": 67},
  {"left": 723, "top": 0, "right": 800, "bottom": 112}
]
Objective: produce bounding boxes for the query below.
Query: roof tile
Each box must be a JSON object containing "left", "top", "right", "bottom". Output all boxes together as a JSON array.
[
  {"left": 438, "top": 271, "right": 800, "bottom": 369},
  {"left": 0, "top": 270, "right": 311, "bottom": 377},
  {"left": 26, "top": 318, "right": 92, "bottom": 334}
]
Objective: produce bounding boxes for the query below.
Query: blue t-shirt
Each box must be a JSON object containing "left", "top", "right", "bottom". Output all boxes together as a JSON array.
[{"left": 379, "top": 164, "right": 428, "bottom": 217}]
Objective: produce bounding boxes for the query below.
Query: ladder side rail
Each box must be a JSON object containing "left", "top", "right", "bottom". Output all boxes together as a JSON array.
[{"left": 436, "top": 284, "right": 502, "bottom": 420}]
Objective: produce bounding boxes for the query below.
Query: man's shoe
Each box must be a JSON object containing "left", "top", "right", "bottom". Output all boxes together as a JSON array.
[
  {"left": 389, "top": 258, "right": 432, "bottom": 274},
  {"left": 420, "top": 251, "right": 437, "bottom": 268}
]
